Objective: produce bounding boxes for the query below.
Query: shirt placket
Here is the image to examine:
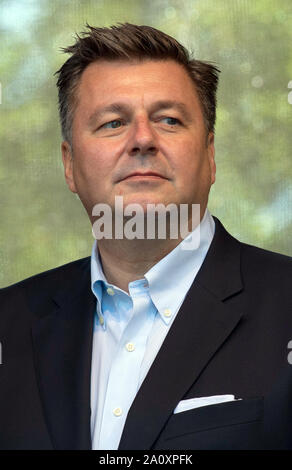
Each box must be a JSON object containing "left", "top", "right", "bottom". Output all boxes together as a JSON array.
[{"left": 98, "top": 281, "right": 157, "bottom": 449}]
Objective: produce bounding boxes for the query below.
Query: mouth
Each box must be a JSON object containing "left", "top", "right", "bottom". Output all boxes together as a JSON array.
[{"left": 119, "top": 172, "right": 168, "bottom": 182}]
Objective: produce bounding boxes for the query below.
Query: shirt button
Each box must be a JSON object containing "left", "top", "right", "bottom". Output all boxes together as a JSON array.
[
  {"left": 113, "top": 407, "right": 122, "bottom": 416},
  {"left": 126, "top": 342, "right": 135, "bottom": 352},
  {"left": 107, "top": 287, "right": 115, "bottom": 296},
  {"left": 163, "top": 308, "right": 172, "bottom": 317}
]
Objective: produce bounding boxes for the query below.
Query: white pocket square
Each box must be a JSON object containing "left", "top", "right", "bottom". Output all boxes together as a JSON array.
[{"left": 174, "top": 394, "right": 242, "bottom": 414}]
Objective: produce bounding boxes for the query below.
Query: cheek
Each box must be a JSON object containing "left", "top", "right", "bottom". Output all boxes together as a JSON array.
[
  {"left": 170, "top": 144, "right": 210, "bottom": 196},
  {"left": 170, "top": 142, "right": 204, "bottom": 178},
  {"left": 73, "top": 140, "right": 114, "bottom": 185}
]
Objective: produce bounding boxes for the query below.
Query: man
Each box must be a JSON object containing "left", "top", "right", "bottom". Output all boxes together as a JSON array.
[{"left": 0, "top": 23, "right": 291, "bottom": 450}]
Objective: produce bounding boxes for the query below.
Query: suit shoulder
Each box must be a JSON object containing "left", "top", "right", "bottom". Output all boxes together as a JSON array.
[
  {"left": 239, "top": 241, "right": 292, "bottom": 288},
  {"left": 0, "top": 256, "right": 91, "bottom": 299},
  {"left": 240, "top": 241, "right": 291, "bottom": 267},
  {"left": 213, "top": 216, "right": 291, "bottom": 275}
]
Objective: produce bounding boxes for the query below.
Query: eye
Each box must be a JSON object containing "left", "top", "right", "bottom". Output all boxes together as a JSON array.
[
  {"left": 102, "top": 119, "right": 123, "bottom": 129},
  {"left": 160, "top": 117, "right": 181, "bottom": 126}
]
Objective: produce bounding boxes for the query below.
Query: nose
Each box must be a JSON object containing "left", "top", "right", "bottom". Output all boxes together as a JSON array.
[{"left": 126, "top": 116, "right": 158, "bottom": 157}]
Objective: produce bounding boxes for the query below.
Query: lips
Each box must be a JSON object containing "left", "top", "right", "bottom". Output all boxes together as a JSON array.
[{"left": 120, "top": 171, "right": 166, "bottom": 181}]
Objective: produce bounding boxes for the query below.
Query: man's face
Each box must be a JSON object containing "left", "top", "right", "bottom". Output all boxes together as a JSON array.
[{"left": 62, "top": 59, "right": 216, "bottom": 222}]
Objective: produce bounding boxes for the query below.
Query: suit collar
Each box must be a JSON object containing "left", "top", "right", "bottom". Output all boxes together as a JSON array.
[{"left": 196, "top": 216, "right": 243, "bottom": 300}]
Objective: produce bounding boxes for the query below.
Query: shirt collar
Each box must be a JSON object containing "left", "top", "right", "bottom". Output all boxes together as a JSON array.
[
  {"left": 144, "top": 208, "right": 215, "bottom": 322},
  {"left": 91, "top": 208, "right": 215, "bottom": 324}
]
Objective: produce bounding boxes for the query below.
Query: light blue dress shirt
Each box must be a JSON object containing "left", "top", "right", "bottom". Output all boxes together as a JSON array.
[{"left": 90, "top": 208, "right": 215, "bottom": 450}]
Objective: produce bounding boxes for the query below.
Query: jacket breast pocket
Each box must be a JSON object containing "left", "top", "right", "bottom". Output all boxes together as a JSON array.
[{"left": 155, "top": 396, "right": 264, "bottom": 450}]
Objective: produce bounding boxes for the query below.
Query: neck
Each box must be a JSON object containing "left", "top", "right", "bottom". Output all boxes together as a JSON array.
[
  {"left": 98, "top": 237, "right": 186, "bottom": 293},
  {"left": 95, "top": 208, "right": 206, "bottom": 293}
]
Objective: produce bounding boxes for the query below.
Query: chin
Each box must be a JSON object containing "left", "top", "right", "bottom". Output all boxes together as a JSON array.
[{"left": 122, "top": 196, "right": 172, "bottom": 210}]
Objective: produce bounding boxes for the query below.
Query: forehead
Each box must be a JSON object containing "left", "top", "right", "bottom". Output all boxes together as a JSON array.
[{"left": 76, "top": 59, "right": 201, "bottom": 110}]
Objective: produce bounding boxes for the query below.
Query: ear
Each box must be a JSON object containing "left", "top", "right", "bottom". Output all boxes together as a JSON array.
[
  {"left": 207, "top": 132, "right": 216, "bottom": 185},
  {"left": 61, "top": 141, "right": 78, "bottom": 193}
]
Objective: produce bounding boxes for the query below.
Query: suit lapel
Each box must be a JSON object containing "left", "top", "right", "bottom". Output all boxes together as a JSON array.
[
  {"left": 119, "top": 217, "right": 244, "bottom": 449},
  {"left": 31, "top": 258, "right": 95, "bottom": 450}
]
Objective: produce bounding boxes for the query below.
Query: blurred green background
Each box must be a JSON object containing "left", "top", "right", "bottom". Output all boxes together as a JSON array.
[{"left": 0, "top": 0, "right": 291, "bottom": 287}]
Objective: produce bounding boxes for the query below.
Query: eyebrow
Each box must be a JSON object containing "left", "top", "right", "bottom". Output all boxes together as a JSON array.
[
  {"left": 151, "top": 100, "right": 193, "bottom": 122},
  {"left": 88, "top": 103, "right": 127, "bottom": 127},
  {"left": 87, "top": 100, "right": 193, "bottom": 127}
]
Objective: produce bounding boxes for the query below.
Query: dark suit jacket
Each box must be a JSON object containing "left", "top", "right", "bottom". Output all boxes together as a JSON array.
[{"left": 0, "top": 216, "right": 291, "bottom": 450}]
